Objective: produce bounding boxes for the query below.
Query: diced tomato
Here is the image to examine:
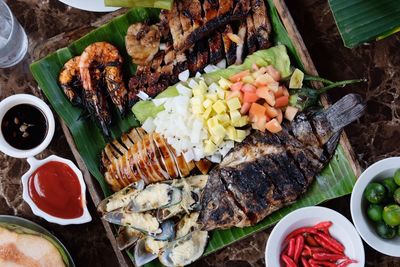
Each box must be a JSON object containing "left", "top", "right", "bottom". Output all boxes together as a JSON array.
[
  {"left": 284, "top": 106, "right": 299, "bottom": 121},
  {"left": 264, "top": 90, "right": 276, "bottom": 106},
  {"left": 264, "top": 104, "right": 279, "bottom": 118},
  {"left": 243, "top": 91, "right": 259, "bottom": 103},
  {"left": 274, "top": 86, "right": 284, "bottom": 97},
  {"left": 253, "top": 116, "right": 267, "bottom": 132},
  {"left": 266, "top": 65, "right": 281, "bottom": 81},
  {"left": 249, "top": 103, "right": 266, "bottom": 121},
  {"left": 241, "top": 84, "right": 257, "bottom": 93},
  {"left": 240, "top": 102, "right": 251, "bottom": 114},
  {"left": 252, "top": 63, "right": 259, "bottom": 71},
  {"left": 255, "top": 87, "right": 269, "bottom": 99},
  {"left": 276, "top": 108, "right": 283, "bottom": 124},
  {"left": 275, "top": 95, "right": 289, "bottom": 108},
  {"left": 229, "top": 70, "right": 250, "bottom": 82},
  {"left": 255, "top": 73, "right": 275, "bottom": 86},
  {"left": 265, "top": 118, "right": 282, "bottom": 133},
  {"left": 282, "top": 85, "right": 289, "bottom": 96},
  {"left": 230, "top": 81, "right": 243, "bottom": 91}
]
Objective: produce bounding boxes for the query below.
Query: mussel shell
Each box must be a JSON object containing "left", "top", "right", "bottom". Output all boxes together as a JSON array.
[
  {"left": 128, "top": 184, "right": 182, "bottom": 212},
  {"left": 149, "top": 220, "right": 175, "bottom": 241},
  {"left": 176, "top": 212, "right": 200, "bottom": 239},
  {"left": 116, "top": 226, "right": 143, "bottom": 250},
  {"left": 133, "top": 238, "right": 158, "bottom": 267},
  {"left": 97, "top": 180, "right": 144, "bottom": 214},
  {"left": 158, "top": 231, "right": 208, "bottom": 267}
]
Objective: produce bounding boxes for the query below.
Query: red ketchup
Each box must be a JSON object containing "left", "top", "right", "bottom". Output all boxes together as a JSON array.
[{"left": 28, "top": 161, "right": 83, "bottom": 219}]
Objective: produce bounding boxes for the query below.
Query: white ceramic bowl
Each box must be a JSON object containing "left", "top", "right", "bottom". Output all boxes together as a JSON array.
[
  {"left": 21, "top": 155, "right": 92, "bottom": 225},
  {"left": 0, "top": 94, "right": 55, "bottom": 158},
  {"left": 350, "top": 157, "right": 400, "bottom": 257},
  {"left": 265, "top": 206, "right": 365, "bottom": 267}
]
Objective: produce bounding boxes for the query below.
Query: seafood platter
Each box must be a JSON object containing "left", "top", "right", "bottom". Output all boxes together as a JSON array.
[{"left": 30, "top": 0, "right": 365, "bottom": 266}]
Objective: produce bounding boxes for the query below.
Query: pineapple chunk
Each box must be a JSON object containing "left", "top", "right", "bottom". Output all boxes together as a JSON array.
[
  {"left": 212, "top": 100, "right": 227, "bottom": 114},
  {"left": 232, "top": 116, "right": 249, "bottom": 127},
  {"left": 229, "top": 110, "right": 241, "bottom": 122},
  {"left": 210, "top": 124, "right": 226, "bottom": 138},
  {"left": 210, "top": 134, "right": 224, "bottom": 146},
  {"left": 216, "top": 88, "right": 225, "bottom": 99},
  {"left": 203, "top": 106, "right": 213, "bottom": 120},
  {"left": 206, "top": 93, "right": 218, "bottom": 102},
  {"left": 217, "top": 114, "right": 230, "bottom": 126},
  {"left": 204, "top": 140, "right": 217, "bottom": 155},
  {"left": 218, "top": 77, "right": 232, "bottom": 90},
  {"left": 207, "top": 116, "right": 219, "bottom": 129},
  {"left": 235, "top": 129, "right": 249, "bottom": 142},
  {"left": 226, "top": 97, "right": 241, "bottom": 111},
  {"left": 192, "top": 103, "right": 204, "bottom": 114},
  {"left": 203, "top": 99, "right": 213, "bottom": 108},
  {"left": 226, "top": 126, "right": 237, "bottom": 140}
]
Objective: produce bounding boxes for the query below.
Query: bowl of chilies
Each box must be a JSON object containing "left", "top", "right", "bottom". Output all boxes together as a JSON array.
[{"left": 265, "top": 206, "right": 364, "bottom": 267}]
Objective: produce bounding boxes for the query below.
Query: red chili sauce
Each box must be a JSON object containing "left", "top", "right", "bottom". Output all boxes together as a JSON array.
[{"left": 28, "top": 161, "right": 83, "bottom": 219}]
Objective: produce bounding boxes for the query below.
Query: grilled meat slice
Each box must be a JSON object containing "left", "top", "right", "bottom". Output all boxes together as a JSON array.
[
  {"left": 208, "top": 32, "right": 224, "bottom": 64},
  {"left": 251, "top": 0, "right": 271, "bottom": 49},
  {"left": 203, "top": 0, "right": 219, "bottom": 21},
  {"left": 246, "top": 15, "right": 257, "bottom": 54},
  {"left": 222, "top": 24, "right": 237, "bottom": 65},
  {"left": 199, "top": 94, "right": 366, "bottom": 230},
  {"left": 218, "top": 0, "right": 234, "bottom": 15}
]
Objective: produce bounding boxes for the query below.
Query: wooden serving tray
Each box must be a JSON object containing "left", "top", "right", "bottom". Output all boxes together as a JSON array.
[{"left": 32, "top": 1, "right": 361, "bottom": 266}]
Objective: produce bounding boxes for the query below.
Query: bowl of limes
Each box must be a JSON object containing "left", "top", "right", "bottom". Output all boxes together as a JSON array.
[{"left": 350, "top": 157, "right": 400, "bottom": 256}]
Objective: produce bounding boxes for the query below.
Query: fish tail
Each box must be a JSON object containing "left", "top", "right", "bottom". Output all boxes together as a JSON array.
[{"left": 323, "top": 93, "right": 366, "bottom": 132}]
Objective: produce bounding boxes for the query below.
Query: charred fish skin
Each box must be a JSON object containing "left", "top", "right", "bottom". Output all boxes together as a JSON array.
[{"left": 199, "top": 94, "right": 366, "bottom": 231}]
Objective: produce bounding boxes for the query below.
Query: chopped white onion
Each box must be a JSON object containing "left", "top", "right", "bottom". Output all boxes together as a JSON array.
[
  {"left": 159, "top": 43, "right": 167, "bottom": 50},
  {"left": 195, "top": 72, "right": 201, "bottom": 78},
  {"left": 208, "top": 82, "right": 220, "bottom": 93},
  {"left": 137, "top": 91, "right": 150, "bottom": 100},
  {"left": 183, "top": 149, "right": 195, "bottom": 162},
  {"left": 178, "top": 70, "right": 190, "bottom": 82},
  {"left": 216, "top": 59, "right": 227, "bottom": 69},
  {"left": 209, "top": 154, "right": 222, "bottom": 163},
  {"left": 204, "top": 64, "right": 220, "bottom": 73},
  {"left": 142, "top": 118, "right": 156, "bottom": 133},
  {"left": 176, "top": 83, "right": 192, "bottom": 97}
]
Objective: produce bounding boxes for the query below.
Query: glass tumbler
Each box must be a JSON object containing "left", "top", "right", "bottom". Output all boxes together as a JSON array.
[{"left": 0, "top": 0, "right": 28, "bottom": 68}]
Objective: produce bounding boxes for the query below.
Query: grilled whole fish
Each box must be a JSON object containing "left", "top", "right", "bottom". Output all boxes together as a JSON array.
[
  {"left": 198, "top": 94, "right": 366, "bottom": 230},
  {"left": 101, "top": 128, "right": 212, "bottom": 192}
]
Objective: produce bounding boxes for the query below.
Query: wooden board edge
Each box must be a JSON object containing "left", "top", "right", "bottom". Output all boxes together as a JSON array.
[
  {"left": 60, "top": 120, "right": 131, "bottom": 267},
  {"left": 273, "top": 0, "right": 362, "bottom": 178}
]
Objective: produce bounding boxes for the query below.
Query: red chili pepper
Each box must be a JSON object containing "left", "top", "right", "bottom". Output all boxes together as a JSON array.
[
  {"left": 288, "top": 238, "right": 296, "bottom": 258},
  {"left": 309, "top": 259, "right": 336, "bottom": 267},
  {"left": 301, "top": 257, "right": 311, "bottom": 267},
  {"left": 301, "top": 245, "right": 312, "bottom": 257},
  {"left": 293, "top": 235, "right": 304, "bottom": 263},
  {"left": 309, "top": 263, "right": 319, "bottom": 267},
  {"left": 281, "top": 254, "right": 297, "bottom": 267},
  {"left": 312, "top": 253, "right": 349, "bottom": 261},
  {"left": 336, "top": 259, "right": 358, "bottom": 267},
  {"left": 310, "top": 247, "right": 331, "bottom": 254},
  {"left": 315, "top": 232, "right": 345, "bottom": 252},
  {"left": 284, "top": 227, "right": 319, "bottom": 242},
  {"left": 305, "top": 234, "right": 319, "bottom": 247},
  {"left": 313, "top": 221, "right": 333, "bottom": 229},
  {"left": 319, "top": 228, "right": 331, "bottom": 237},
  {"left": 313, "top": 235, "right": 342, "bottom": 254}
]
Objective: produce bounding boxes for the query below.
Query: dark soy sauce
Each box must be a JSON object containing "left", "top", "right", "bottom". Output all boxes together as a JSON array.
[{"left": 1, "top": 104, "right": 48, "bottom": 150}]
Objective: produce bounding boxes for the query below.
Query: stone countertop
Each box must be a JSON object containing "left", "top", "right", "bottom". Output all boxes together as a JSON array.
[{"left": 0, "top": 0, "right": 399, "bottom": 266}]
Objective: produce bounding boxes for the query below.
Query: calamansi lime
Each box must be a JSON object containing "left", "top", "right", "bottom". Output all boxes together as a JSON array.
[{"left": 382, "top": 204, "right": 400, "bottom": 227}]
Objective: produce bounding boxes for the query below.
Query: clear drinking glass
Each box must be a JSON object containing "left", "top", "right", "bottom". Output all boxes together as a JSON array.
[{"left": 0, "top": 0, "right": 28, "bottom": 68}]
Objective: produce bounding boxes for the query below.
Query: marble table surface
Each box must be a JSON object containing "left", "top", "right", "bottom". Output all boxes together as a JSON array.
[{"left": 0, "top": 0, "right": 399, "bottom": 266}]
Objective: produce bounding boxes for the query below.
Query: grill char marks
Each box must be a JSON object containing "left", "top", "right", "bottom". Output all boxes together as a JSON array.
[
  {"left": 251, "top": 0, "right": 271, "bottom": 49},
  {"left": 127, "top": 0, "right": 272, "bottom": 106},
  {"left": 199, "top": 94, "right": 366, "bottom": 230}
]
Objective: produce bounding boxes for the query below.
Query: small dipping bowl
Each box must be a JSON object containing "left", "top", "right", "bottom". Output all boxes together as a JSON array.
[
  {"left": 0, "top": 94, "right": 55, "bottom": 158},
  {"left": 21, "top": 155, "right": 92, "bottom": 225}
]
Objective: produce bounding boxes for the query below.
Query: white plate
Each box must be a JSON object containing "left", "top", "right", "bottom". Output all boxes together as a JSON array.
[
  {"left": 58, "top": 0, "right": 120, "bottom": 12},
  {"left": 350, "top": 157, "right": 400, "bottom": 257},
  {"left": 265, "top": 206, "right": 365, "bottom": 267}
]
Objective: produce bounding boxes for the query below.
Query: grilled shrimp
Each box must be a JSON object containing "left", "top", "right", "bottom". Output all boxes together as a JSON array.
[
  {"left": 59, "top": 56, "right": 83, "bottom": 106},
  {"left": 79, "top": 42, "right": 128, "bottom": 115}
]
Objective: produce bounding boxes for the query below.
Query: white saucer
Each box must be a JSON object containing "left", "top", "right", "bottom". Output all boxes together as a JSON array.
[{"left": 58, "top": 0, "right": 120, "bottom": 12}]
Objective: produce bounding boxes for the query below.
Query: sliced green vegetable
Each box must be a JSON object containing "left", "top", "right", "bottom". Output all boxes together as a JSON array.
[{"left": 105, "top": 0, "right": 172, "bottom": 10}]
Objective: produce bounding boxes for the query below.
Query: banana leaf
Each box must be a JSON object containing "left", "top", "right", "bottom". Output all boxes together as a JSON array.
[
  {"left": 30, "top": 1, "right": 357, "bottom": 266},
  {"left": 329, "top": 0, "right": 400, "bottom": 48}
]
